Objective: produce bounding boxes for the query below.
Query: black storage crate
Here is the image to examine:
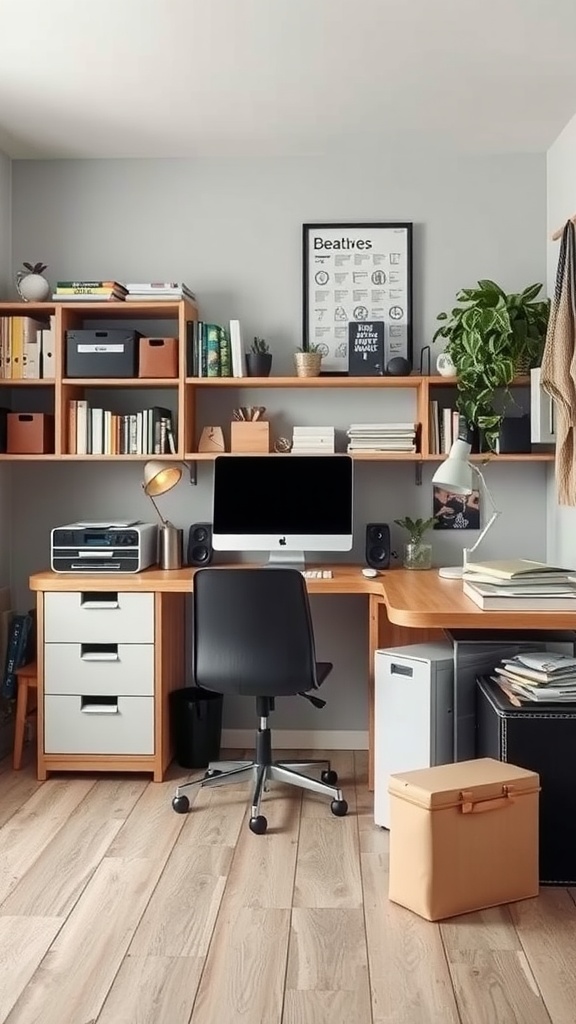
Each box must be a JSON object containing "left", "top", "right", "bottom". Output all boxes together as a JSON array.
[
  {"left": 476, "top": 675, "right": 576, "bottom": 885},
  {"left": 66, "top": 329, "right": 141, "bottom": 378}
]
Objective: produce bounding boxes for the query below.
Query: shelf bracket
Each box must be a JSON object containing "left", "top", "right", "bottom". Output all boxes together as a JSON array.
[
  {"left": 185, "top": 460, "right": 197, "bottom": 486},
  {"left": 414, "top": 461, "right": 423, "bottom": 486}
]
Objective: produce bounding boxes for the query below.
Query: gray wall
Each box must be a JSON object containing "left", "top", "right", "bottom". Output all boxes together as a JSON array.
[
  {"left": 0, "top": 151, "right": 12, "bottom": 588},
  {"left": 10, "top": 153, "right": 549, "bottom": 733}
]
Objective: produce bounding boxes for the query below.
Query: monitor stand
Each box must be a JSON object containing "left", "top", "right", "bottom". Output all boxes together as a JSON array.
[{"left": 266, "top": 550, "right": 305, "bottom": 571}]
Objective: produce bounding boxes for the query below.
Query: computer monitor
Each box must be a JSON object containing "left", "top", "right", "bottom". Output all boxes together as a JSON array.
[{"left": 212, "top": 454, "right": 353, "bottom": 568}]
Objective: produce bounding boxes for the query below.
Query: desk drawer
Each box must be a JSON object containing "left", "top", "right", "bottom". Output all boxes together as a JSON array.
[
  {"left": 44, "top": 592, "right": 154, "bottom": 643},
  {"left": 44, "top": 643, "right": 154, "bottom": 696},
  {"left": 44, "top": 695, "right": 154, "bottom": 754}
]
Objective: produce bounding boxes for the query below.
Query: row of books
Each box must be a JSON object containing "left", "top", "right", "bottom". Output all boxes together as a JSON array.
[
  {"left": 491, "top": 651, "right": 576, "bottom": 704},
  {"left": 292, "top": 426, "right": 335, "bottom": 453},
  {"left": 0, "top": 316, "right": 55, "bottom": 379},
  {"left": 429, "top": 401, "right": 464, "bottom": 454},
  {"left": 346, "top": 422, "right": 417, "bottom": 453},
  {"left": 187, "top": 320, "right": 245, "bottom": 378},
  {"left": 67, "top": 400, "right": 176, "bottom": 455},
  {"left": 462, "top": 558, "right": 576, "bottom": 610},
  {"left": 51, "top": 281, "right": 196, "bottom": 303}
]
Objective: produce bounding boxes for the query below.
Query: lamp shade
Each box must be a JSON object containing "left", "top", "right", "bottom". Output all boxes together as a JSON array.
[
  {"left": 431, "top": 439, "right": 473, "bottom": 495},
  {"left": 143, "top": 460, "right": 182, "bottom": 497}
]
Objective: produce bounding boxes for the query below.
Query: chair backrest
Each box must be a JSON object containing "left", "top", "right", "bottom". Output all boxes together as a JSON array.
[{"left": 193, "top": 567, "right": 320, "bottom": 696}]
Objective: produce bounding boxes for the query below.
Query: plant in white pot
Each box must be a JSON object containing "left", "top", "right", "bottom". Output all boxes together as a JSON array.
[
  {"left": 394, "top": 515, "right": 437, "bottom": 570},
  {"left": 16, "top": 261, "right": 50, "bottom": 302}
]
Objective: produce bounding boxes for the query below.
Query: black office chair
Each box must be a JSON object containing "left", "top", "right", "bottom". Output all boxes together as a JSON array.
[{"left": 171, "top": 567, "right": 348, "bottom": 833}]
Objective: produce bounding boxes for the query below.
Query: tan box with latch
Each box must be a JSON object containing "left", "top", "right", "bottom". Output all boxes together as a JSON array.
[{"left": 388, "top": 757, "right": 540, "bottom": 920}]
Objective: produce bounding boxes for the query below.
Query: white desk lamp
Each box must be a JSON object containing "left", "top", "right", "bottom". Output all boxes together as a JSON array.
[
  {"left": 142, "top": 460, "right": 183, "bottom": 569},
  {"left": 432, "top": 438, "right": 501, "bottom": 579}
]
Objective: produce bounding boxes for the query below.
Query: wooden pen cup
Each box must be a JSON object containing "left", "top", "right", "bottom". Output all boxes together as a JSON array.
[{"left": 230, "top": 421, "right": 270, "bottom": 452}]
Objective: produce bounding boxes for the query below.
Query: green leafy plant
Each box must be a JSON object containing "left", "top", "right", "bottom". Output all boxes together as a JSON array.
[
  {"left": 394, "top": 516, "right": 437, "bottom": 543},
  {"left": 250, "top": 336, "right": 269, "bottom": 354},
  {"left": 21, "top": 261, "right": 47, "bottom": 275},
  {"left": 433, "top": 280, "right": 550, "bottom": 451}
]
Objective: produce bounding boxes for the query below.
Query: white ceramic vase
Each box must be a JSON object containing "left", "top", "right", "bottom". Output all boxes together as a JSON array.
[
  {"left": 436, "top": 351, "right": 456, "bottom": 377},
  {"left": 17, "top": 273, "right": 50, "bottom": 302}
]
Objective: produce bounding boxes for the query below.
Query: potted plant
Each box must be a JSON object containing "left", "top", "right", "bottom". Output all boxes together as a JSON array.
[
  {"left": 433, "top": 280, "right": 550, "bottom": 451},
  {"left": 16, "top": 261, "right": 50, "bottom": 301},
  {"left": 295, "top": 343, "right": 323, "bottom": 377},
  {"left": 245, "top": 337, "right": 272, "bottom": 377},
  {"left": 394, "top": 515, "right": 437, "bottom": 570}
]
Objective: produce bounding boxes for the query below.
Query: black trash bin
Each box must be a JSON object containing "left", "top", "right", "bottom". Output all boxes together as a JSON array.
[{"left": 170, "top": 686, "right": 223, "bottom": 769}]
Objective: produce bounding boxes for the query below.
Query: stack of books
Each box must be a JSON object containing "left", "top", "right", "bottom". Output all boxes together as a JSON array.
[
  {"left": 52, "top": 280, "right": 127, "bottom": 301},
  {"left": 124, "top": 282, "right": 196, "bottom": 302},
  {"left": 491, "top": 651, "right": 576, "bottom": 703},
  {"left": 291, "top": 426, "right": 335, "bottom": 453},
  {"left": 346, "top": 422, "right": 417, "bottom": 453},
  {"left": 463, "top": 559, "right": 576, "bottom": 610}
]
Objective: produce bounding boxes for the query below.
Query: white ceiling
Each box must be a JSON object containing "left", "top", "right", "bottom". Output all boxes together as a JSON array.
[{"left": 1, "top": 0, "right": 575, "bottom": 159}]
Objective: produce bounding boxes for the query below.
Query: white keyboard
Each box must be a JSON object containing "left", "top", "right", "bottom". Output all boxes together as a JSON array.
[{"left": 301, "top": 569, "right": 333, "bottom": 579}]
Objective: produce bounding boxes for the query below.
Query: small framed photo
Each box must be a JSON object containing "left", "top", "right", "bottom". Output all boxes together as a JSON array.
[
  {"left": 302, "top": 222, "right": 413, "bottom": 374},
  {"left": 433, "top": 485, "right": 481, "bottom": 530}
]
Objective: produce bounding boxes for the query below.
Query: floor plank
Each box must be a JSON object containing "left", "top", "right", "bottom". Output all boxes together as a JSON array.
[
  {"left": 511, "top": 888, "right": 576, "bottom": 1023},
  {"left": 0, "top": 917, "right": 62, "bottom": 1022},
  {"left": 98, "top": 955, "right": 204, "bottom": 1024}
]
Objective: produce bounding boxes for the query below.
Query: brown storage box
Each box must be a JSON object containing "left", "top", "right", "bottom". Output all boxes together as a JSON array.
[
  {"left": 388, "top": 758, "right": 540, "bottom": 921},
  {"left": 138, "top": 337, "right": 178, "bottom": 378},
  {"left": 7, "top": 412, "right": 54, "bottom": 454},
  {"left": 230, "top": 421, "right": 269, "bottom": 452}
]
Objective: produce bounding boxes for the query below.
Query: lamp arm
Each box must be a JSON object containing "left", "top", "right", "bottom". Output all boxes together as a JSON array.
[
  {"left": 142, "top": 486, "right": 169, "bottom": 527},
  {"left": 463, "top": 464, "right": 502, "bottom": 570}
]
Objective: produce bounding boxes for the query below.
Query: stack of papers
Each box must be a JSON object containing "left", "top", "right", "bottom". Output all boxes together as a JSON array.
[
  {"left": 291, "top": 426, "right": 335, "bottom": 453},
  {"left": 463, "top": 560, "right": 576, "bottom": 610},
  {"left": 492, "top": 651, "right": 576, "bottom": 702},
  {"left": 346, "top": 422, "right": 417, "bottom": 453}
]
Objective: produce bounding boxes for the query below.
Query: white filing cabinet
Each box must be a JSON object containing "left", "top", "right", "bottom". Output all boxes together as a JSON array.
[{"left": 374, "top": 641, "right": 454, "bottom": 828}]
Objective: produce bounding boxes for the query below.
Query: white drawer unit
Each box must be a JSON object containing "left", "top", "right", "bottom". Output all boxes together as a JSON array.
[
  {"left": 44, "top": 642, "right": 154, "bottom": 696},
  {"left": 374, "top": 642, "right": 454, "bottom": 829},
  {"left": 44, "top": 695, "right": 154, "bottom": 755},
  {"left": 44, "top": 591, "right": 154, "bottom": 644}
]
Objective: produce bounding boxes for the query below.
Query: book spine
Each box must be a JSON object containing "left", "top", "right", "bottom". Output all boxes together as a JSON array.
[
  {"left": 218, "top": 325, "right": 231, "bottom": 377},
  {"left": 205, "top": 324, "right": 221, "bottom": 377}
]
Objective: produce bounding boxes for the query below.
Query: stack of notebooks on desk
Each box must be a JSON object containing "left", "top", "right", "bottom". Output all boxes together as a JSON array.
[
  {"left": 491, "top": 651, "right": 576, "bottom": 703},
  {"left": 462, "top": 559, "right": 576, "bottom": 610}
]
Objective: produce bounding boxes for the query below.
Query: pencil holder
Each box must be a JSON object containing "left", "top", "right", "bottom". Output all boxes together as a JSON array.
[{"left": 230, "top": 421, "right": 269, "bottom": 452}]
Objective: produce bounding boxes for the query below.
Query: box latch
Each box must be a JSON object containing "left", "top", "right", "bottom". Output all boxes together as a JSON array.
[{"left": 460, "top": 785, "right": 513, "bottom": 814}]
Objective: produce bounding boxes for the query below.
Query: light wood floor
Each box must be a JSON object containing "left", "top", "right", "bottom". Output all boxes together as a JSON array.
[{"left": 1, "top": 748, "right": 576, "bottom": 1024}]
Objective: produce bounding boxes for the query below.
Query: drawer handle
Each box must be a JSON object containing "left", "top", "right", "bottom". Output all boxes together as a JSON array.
[
  {"left": 80, "top": 643, "right": 119, "bottom": 662},
  {"left": 80, "top": 591, "right": 120, "bottom": 610},
  {"left": 80, "top": 696, "right": 119, "bottom": 714}
]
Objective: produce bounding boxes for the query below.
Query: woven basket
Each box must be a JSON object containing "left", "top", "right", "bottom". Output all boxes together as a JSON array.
[{"left": 294, "top": 352, "right": 322, "bottom": 377}]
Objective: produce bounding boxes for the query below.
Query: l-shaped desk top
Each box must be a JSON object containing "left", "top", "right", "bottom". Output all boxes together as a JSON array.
[{"left": 29, "top": 564, "right": 576, "bottom": 630}]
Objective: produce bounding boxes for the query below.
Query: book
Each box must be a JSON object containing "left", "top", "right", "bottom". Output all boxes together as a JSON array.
[
  {"left": 465, "top": 559, "right": 573, "bottom": 580},
  {"left": 348, "top": 321, "right": 385, "bottom": 375},
  {"left": 463, "top": 580, "right": 576, "bottom": 610},
  {"left": 463, "top": 571, "right": 575, "bottom": 587}
]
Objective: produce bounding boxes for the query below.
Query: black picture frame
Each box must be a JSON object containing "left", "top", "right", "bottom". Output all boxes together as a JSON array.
[{"left": 302, "top": 221, "right": 413, "bottom": 375}]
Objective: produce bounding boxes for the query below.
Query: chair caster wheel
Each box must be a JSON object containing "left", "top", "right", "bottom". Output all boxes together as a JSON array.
[
  {"left": 172, "top": 795, "right": 190, "bottom": 814},
  {"left": 321, "top": 769, "right": 338, "bottom": 785},
  {"left": 249, "top": 815, "right": 268, "bottom": 835},
  {"left": 204, "top": 768, "right": 222, "bottom": 779},
  {"left": 330, "top": 799, "right": 348, "bottom": 817}
]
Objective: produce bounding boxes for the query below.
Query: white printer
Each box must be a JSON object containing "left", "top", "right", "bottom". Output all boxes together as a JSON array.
[{"left": 51, "top": 521, "right": 157, "bottom": 573}]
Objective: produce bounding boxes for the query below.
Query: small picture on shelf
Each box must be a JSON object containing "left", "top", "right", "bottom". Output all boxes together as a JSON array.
[{"left": 433, "top": 485, "right": 480, "bottom": 530}]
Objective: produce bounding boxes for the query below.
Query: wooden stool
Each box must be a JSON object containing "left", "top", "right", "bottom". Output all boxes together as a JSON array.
[{"left": 13, "top": 662, "right": 38, "bottom": 770}]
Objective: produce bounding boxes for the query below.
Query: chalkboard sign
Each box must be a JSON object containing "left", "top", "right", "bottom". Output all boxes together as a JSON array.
[{"left": 348, "top": 321, "right": 385, "bottom": 376}]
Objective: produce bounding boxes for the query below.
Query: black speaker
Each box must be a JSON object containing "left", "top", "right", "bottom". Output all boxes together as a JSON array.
[
  {"left": 187, "top": 523, "right": 213, "bottom": 567},
  {"left": 365, "top": 523, "right": 390, "bottom": 570}
]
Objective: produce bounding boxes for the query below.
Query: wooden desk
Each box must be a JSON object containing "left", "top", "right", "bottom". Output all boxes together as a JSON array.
[{"left": 30, "top": 566, "right": 576, "bottom": 786}]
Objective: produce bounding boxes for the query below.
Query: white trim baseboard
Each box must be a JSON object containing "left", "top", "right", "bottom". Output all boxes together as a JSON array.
[{"left": 221, "top": 729, "right": 368, "bottom": 750}]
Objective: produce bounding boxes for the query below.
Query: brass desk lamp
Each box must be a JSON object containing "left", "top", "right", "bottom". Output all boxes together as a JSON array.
[{"left": 142, "top": 460, "right": 183, "bottom": 569}]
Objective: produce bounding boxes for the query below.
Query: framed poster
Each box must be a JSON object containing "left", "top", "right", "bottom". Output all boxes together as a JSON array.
[{"left": 302, "top": 222, "right": 413, "bottom": 374}]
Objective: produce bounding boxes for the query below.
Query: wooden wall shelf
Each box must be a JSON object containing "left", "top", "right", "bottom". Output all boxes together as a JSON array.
[{"left": 0, "top": 300, "right": 553, "bottom": 465}]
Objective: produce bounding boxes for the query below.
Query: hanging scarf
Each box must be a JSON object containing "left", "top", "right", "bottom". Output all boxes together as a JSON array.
[{"left": 540, "top": 221, "right": 576, "bottom": 505}]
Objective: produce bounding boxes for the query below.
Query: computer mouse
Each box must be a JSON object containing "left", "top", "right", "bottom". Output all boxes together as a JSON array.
[{"left": 361, "top": 567, "right": 379, "bottom": 578}]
